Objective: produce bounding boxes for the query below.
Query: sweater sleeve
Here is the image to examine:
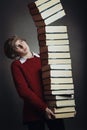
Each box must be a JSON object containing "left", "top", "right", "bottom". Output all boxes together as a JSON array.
[{"left": 11, "top": 61, "right": 47, "bottom": 112}]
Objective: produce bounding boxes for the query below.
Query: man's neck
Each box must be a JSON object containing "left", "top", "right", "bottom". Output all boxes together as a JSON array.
[{"left": 21, "top": 51, "right": 34, "bottom": 59}]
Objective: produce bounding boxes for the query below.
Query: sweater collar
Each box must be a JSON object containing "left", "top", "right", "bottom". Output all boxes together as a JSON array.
[{"left": 19, "top": 52, "right": 40, "bottom": 64}]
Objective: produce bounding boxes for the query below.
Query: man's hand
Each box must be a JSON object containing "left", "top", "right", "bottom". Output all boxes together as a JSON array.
[{"left": 45, "top": 107, "right": 55, "bottom": 119}]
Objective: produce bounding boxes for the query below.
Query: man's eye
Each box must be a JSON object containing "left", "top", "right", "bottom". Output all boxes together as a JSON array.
[{"left": 15, "top": 44, "right": 22, "bottom": 49}]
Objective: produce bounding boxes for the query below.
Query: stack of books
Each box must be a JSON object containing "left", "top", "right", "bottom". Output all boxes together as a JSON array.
[
  {"left": 38, "top": 26, "right": 75, "bottom": 118},
  {"left": 28, "top": 0, "right": 66, "bottom": 27},
  {"left": 28, "top": 0, "right": 76, "bottom": 119}
]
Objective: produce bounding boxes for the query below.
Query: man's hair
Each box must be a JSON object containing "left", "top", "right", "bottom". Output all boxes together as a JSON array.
[{"left": 4, "top": 35, "right": 21, "bottom": 59}]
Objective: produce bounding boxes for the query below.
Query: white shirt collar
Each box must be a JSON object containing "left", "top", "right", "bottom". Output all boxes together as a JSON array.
[{"left": 19, "top": 52, "right": 40, "bottom": 64}]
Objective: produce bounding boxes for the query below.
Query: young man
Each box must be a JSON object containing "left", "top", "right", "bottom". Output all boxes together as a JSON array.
[{"left": 4, "top": 35, "right": 65, "bottom": 130}]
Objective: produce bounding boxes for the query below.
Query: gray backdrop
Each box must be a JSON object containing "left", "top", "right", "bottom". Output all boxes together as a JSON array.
[{"left": 0, "top": 0, "right": 86, "bottom": 130}]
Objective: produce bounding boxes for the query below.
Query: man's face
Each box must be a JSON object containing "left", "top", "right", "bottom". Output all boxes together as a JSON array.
[{"left": 13, "top": 39, "right": 30, "bottom": 57}]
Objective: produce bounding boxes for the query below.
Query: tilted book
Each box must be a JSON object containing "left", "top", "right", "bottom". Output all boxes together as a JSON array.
[
  {"left": 36, "top": 0, "right": 61, "bottom": 13},
  {"left": 28, "top": 0, "right": 65, "bottom": 26},
  {"left": 35, "top": 0, "right": 51, "bottom": 7},
  {"left": 35, "top": 10, "right": 65, "bottom": 26}
]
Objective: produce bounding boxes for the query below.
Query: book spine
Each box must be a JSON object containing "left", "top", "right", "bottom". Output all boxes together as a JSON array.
[
  {"left": 28, "top": 3, "right": 45, "bottom": 27},
  {"left": 28, "top": 2, "right": 37, "bottom": 9},
  {"left": 29, "top": 7, "right": 40, "bottom": 15}
]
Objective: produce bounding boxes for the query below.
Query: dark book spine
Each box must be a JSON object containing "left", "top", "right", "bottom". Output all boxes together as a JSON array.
[
  {"left": 37, "top": 26, "right": 45, "bottom": 34},
  {"left": 28, "top": 3, "right": 45, "bottom": 27},
  {"left": 36, "top": 20, "right": 45, "bottom": 27},
  {"left": 28, "top": 2, "right": 36, "bottom": 9},
  {"left": 40, "top": 52, "right": 48, "bottom": 59},
  {"left": 39, "top": 40, "right": 46, "bottom": 47},
  {"left": 29, "top": 7, "right": 40, "bottom": 15},
  {"left": 38, "top": 34, "right": 46, "bottom": 41}
]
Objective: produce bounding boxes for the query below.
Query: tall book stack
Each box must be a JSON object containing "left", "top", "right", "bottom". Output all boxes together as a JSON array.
[{"left": 28, "top": 0, "right": 76, "bottom": 119}]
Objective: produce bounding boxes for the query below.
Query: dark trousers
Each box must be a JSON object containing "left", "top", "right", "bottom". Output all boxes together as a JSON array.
[{"left": 27, "top": 119, "right": 65, "bottom": 130}]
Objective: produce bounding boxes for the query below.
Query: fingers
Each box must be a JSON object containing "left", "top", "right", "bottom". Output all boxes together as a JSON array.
[{"left": 45, "top": 107, "right": 55, "bottom": 119}]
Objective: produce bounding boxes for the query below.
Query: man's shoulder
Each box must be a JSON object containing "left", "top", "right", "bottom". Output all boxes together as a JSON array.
[{"left": 11, "top": 59, "right": 20, "bottom": 68}]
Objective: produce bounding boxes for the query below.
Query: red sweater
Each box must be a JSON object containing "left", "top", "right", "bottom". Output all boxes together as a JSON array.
[{"left": 11, "top": 55, "right": 47, "bottom": 123}]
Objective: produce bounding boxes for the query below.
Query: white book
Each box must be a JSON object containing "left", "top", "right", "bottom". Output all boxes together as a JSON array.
[
  {"left": 41, "top": 59, "right": 71, "bottom": 65},
  {"left": 42, "top": 70, "right": 72, "bottom": 78},
  {"left": 46, "top": 33, "right": 68, "bottom": 40},
  {"left": 40, "top": 45, "right": 70, "bottom": 53},
  {"left": 41, "top": 3, "right": 63, "bottom": 19},
  {"left": 53, "top": 107, "right": 75, "bottom": 113},
  {"left": 43, "top": 77, "right": 73, "bottom": 85},
  {"left": 42, "top": 64, "right": 72, "bottom": 71},
  {"left": 41, "top": 52, "right": 70, "bottom": 59},
  {"left": 39, "top": 40, "right": 69, "bottom": 46},
  {"left": 55, "top": 112, "right": 75, "bottom": 118},
  {"left": 45, "top": 10, "right": 66, "bottom": 25},
  {"left": 35, "top": 0, "right": 50, "bottom": 7},
  {"left": 45, "top": 26, "right": 67, "bottom": 33},
  {"left": 44, "top": 84, "right": 74, "bottom": 90},
  {"left": 37, "top": 26, "right": 67, "bottom": 34},
  {"left": 47, "top": 99, "right": 75, "bottom": 107},
  {"left": 39, "top": 33, "right": 68, "bottom": 40},
  {"left": 45, "top": 95, "right": 74, "bottom": 100},
  {"left": 44, "top": 89, "right": 74, "bottom": 95},
  {"left": 37, "top": 0, "right": 60, "bottom": 12}
]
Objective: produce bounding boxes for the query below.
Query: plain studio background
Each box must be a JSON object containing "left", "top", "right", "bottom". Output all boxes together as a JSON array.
[{"left": 0, "top": 0, "right": 86, "bottom": 130}]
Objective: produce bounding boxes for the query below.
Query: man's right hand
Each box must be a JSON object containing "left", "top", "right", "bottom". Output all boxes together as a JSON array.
[{"left": 45, "top": 107, "right": 55, "bottom": 119}]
